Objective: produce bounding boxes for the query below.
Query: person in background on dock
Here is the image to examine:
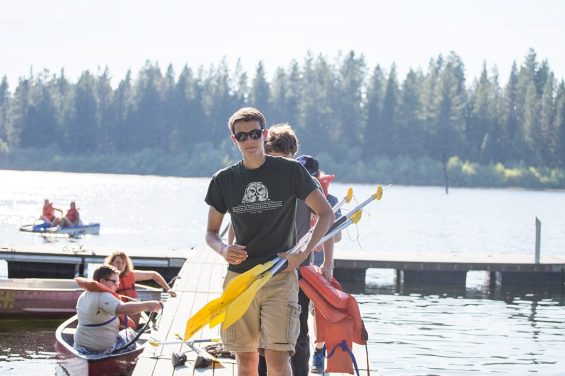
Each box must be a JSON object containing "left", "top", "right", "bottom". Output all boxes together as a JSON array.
[
  {"left": 105, "top": 251, "right": 177, "bottom": 300},
  {"left": 261, "top": 124, "right": 340, "bottom": 376},
  {"left": 296, "top": 154, "right": 342, "bottom": 373},
  {"left": 59, "top": 201, "right": 81, "bottom": 227},
  {"left": 205, "top": 107, "right": 334, "bottom": 376},
  {"left": 39, "top": 198, "right": 63, "bottom": 226},
  {"left": 74, "top": 264, "right": 162, "bottom": 355}
]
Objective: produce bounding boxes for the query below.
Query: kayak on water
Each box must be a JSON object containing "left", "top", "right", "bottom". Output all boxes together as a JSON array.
[{"left": 19, "top": 221, "right": 101, "bottom": 236}]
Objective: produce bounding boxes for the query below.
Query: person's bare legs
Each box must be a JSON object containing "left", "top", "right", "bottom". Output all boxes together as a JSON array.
[
  {"left": 265, "top": 349, "right": 291, "bottom": 376},
  {"left": 236, "top": 351, "right": 259, "bottom": 376}
]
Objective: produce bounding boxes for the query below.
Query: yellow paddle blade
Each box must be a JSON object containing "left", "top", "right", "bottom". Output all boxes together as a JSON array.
[
  {"left": 350, "top": 210, "right": 363, "bottom": 224},
  {"left": 375, "top": 185, "right": 383, "bottom": 200},
  {"left": 208, "top": 308, "right": 226, "bottom": 328},
  {"left": 183, "top": 261, "right": 276, "bottom": 341},
  {"left": 184, "top": 296, "right": 225, "bottom": 341},
  {"left": 224, "top": 262, "right": 271, "bottom": 293},
  {"left": 222, "top": 270, "right": 275, "bottom": 330},
  {"left": 345, "top": 187, "right": 353, "bottom": 203}
]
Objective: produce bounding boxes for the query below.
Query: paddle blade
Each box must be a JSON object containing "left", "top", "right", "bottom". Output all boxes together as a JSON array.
[
  {"left": 375, "top": 185, "right": 383, "bottom": 200},
  {"left": 345, "top": 187, "right": 353, "bottom": 203},
  {"left": 224, "top": 261, "right": 274, "bottom": 296},
  {"left": 222, "top": 270, "right": 275, "bottom": 330},
  {"left": 350, "top": 210, "right": 363, "bottom": 224},
  {"left": 184, "top": 296, "right": 224, "bottom": 341},
  {"left": 183, "top": 261, "right": 276, "bottom": 341},
  {"left": 208, "top": 309, "right": 226, "bottom": 328}
]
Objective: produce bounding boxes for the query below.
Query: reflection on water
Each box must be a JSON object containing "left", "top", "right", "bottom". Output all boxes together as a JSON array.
[{"left": 0, "top": 319, "right": 67, "bottom": 376}]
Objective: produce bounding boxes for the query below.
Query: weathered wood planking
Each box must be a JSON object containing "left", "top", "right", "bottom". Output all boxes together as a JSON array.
[{"left": 133, "top": 246, "right": 375, "bottom": 376}]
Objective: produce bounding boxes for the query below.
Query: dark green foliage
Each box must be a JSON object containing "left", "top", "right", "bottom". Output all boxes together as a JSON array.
[{"left": 1, "top": 49, "right": 564, "bottom": 188}]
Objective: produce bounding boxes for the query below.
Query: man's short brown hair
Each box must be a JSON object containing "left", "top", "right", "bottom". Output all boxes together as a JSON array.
[
  {"left": 92, "top": 264, "right": 120, "bottom": 282},
  {"left": 265, "top": 123, "right": 299, "bottom": 156},
  {"left": 228, "top": 107, "right": 266, "bottom": 133}
]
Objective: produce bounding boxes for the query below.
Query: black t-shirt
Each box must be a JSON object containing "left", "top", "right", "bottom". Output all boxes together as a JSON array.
[{"left": 205, "top": 155, "right": 318, "bottom": 273}]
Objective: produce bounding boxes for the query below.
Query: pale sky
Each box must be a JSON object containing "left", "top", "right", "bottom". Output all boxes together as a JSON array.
[{"left": 1, "top": 0, "right": 564, "bottom": 88}]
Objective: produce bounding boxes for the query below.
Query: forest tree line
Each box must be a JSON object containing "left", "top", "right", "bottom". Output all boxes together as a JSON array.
[{"left": 0, "top": 49, "right": 564, "bottom": 188}]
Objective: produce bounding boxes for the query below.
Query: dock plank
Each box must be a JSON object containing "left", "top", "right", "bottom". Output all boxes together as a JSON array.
[{"left": 133, "top": 246, "right": 372, "bottom": 376}]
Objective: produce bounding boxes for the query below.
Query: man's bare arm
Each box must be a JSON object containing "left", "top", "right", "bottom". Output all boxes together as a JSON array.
[
  {"left": 206, "top": 206, "right": 247, "bottom": 265},
  {"left": 280, "top": 189, "right": 334, "bottom": 271}
]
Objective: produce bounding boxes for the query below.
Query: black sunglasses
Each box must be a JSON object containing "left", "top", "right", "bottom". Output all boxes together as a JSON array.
[{"left": 233, "top": 129, "right": 263, "bottom": 142}]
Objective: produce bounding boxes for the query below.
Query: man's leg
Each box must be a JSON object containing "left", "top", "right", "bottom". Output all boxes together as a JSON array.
[
  {"left": 265, "top": 349, "right": 291, "bottom": 376},
  {"left": 291, "top": 288, "right": 311, "bottom": 376},
  {"left": 221, "top": 271, "right": 262, "bottom": 375},
  {"left": 236, "top": 351, "right": 260, "bottom": 376},
  {"left": 260, "top": 272, "right": 300, "bottom": 376}
]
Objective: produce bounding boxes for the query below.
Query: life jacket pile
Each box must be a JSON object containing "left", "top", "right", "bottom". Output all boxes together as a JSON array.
[{"left": 299, "top": 265, "right": 368, "bottom": 375}]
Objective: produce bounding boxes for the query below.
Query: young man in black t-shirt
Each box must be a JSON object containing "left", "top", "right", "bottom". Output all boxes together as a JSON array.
[{"left": 205, "top": 108, "right": 334, "bottom": 376}]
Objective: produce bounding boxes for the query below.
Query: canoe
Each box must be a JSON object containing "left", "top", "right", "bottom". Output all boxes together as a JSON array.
[
  {"left": 55, "top": 315, "right": 147, "bottom": 376},
  {"left": 0, "top": 278, "right": 162, "bottom": 318},
  {"left": 19, "top": 222, "right": 101, "bottom": 236}
]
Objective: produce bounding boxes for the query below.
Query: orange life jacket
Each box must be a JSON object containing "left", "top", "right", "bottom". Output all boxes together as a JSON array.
[
  {"left": 116, "top": 272, "right": 138, "bottom": 301},
  {"left": 75, "top": 277, "right": 135, "bottom": 329},
  {"left": 316, "top": 173, "right": 335, "bottom": 196},
  {"left": 299, "top": 265, "right": 368, "bottom": 374},
  {"left": 66, "top": 208, "right": 79, "bottom": 223},
  {"left": 310, "top": 173, "right": 336, "bottom": 228},
  {"left": 43, "top": 203, "right": 55, "bottom": 221}
]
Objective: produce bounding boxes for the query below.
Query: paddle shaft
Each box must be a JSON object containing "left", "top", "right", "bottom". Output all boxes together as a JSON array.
[
  {"left": 327, "top": 188, "right": 381, "bottom": 234},
  {"left": 268, "top": 214, "right": 359, "bottom": 276},
  {"left": 264, "top": 189, "right": 352, "bottom": 267},
  {"left": 150, "top": 338, "right": 220, "bottom": 346}
]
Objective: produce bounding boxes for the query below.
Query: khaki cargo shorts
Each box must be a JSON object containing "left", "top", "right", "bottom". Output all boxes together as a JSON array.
[{"left": 221, "top": 269, "right": 301, "bottom": 355}]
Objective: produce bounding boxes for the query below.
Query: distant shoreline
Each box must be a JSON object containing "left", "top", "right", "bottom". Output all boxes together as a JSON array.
[{"left": 1, "top": 149, "right": 564, "bottom": 190}]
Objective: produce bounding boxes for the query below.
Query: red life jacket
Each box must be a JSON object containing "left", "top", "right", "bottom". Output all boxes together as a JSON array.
[
  {"left": 75, "top": 277, "right": 135, "bottom": 329},
  {"left": 316, "top": 173, "right": 335, "bottom": 196},
  {"left": 116, "top": 272, "right": 138, "bottom": 301},
  {"left": 299, "top": 265, "right": 368, "bottom": 374},
  {"left": 66, "top": 208, "right": 79, "bottom": 223},
  {"left": 43, "top": 203, "right": 55, "bottom": 221}
]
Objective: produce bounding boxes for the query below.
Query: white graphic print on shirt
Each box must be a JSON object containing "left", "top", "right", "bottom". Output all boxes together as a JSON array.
[{"left": 233, "top": 182, "right": 282, "bottom": 214}]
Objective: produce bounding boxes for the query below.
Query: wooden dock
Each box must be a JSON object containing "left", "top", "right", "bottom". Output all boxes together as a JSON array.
[
  {"left": 132, "top": 246, "right": 372, "bottom": 376},
  {"left": 333, "top": 251, "right": 565, "bottom": 288},
  {"left": 2, "top": 245, "right": 563, "bottom": 289},
  {"left": 0, "top": 246, "right": 186, "bottom": 281}
]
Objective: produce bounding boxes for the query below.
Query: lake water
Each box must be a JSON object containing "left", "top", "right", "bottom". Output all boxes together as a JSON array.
[{"left": 1, "top": 169, "right": 564, "bottom": 375}]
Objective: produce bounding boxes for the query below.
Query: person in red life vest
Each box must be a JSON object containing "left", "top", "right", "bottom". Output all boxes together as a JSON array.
[
  {"left": 60, "top": 201, "right": 81, "bottom": 227},
  {"left": 73, "top": 264, "right": 162, "bottom": 356},
  {"left": 40, "top": 198, "right": 62, "bottom": 226},
  {"left": 105, "top": 251, "right": 177, "bottom": 300}
]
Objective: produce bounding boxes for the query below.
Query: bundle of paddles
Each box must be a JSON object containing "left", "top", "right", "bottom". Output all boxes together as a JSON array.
[{"left": 184, "top": 185, "right": 383, "bottom": 374}]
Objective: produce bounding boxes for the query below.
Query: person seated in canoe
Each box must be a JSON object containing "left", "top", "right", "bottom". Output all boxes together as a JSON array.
[
  {"left": 60, "top": 201, "right": 81, "bottom": 227},
  {"left": 39, "top": 198, "right": 62, "bottom": 226},
  {"left": 74, "top": 264, "right": 162, "bottom": 356},
  {"left": 105, "top": 251, "right": 177, "bottom": 300}
]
